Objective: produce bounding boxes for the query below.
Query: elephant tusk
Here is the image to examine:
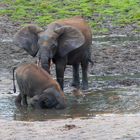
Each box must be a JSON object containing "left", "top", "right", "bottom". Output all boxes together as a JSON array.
[
  {"left": 36, "top": 59, "right": 42, "bottom": 67},
  {"left": 50, "top": 60, "right": 54, "bottom": 67}
]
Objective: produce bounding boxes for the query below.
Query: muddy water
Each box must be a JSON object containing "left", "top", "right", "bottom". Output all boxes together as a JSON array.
[{"left": 0, "top": 69, "right": 140, "bottom": 121}]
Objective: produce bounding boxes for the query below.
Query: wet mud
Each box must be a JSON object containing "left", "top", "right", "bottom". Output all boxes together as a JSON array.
[{"left": 0, "top": 16, "right": 140, "bottom": 139}]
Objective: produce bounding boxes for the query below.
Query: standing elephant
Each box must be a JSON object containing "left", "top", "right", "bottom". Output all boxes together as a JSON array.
[
  {"left": 14, "top": 16, "right": 93, "bottom": 90},
  {"left": 13, "top": 64, "right": 66, "bottom": 109}
]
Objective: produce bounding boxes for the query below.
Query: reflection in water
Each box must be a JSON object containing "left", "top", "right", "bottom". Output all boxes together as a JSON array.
[{"left": 0, "top": 87, "right": 140, "bottom": 121}]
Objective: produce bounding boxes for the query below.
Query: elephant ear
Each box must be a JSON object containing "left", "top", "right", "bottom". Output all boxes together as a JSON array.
[
  {"left": 14, "top": 25, "right": 43, "bottom": 57},
  {"left": 54, "top": 24, "right": 85, "bottom": 57}
]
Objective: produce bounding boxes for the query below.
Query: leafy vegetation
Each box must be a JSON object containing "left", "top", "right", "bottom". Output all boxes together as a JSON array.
[{"left": 0, "top": 0, "right": 140, "bottom": 34}]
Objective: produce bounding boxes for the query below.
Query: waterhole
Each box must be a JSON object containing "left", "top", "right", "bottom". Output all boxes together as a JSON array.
[
  {"left": 0, "top": 69, "right": 140, "bottom": 121},
  {"left": 0, "top": 35, "right": 140, "bottom": 122}
]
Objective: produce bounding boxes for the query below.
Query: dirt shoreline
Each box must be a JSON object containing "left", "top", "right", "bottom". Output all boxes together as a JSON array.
[
  {"left": 0, "top": 114, "right": 140, "bottom": 140},
  {"left": 0, "top": 16, "right": 140, "bottom": 75}
]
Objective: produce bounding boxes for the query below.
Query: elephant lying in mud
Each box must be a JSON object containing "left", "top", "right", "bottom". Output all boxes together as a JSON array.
[
  {"left": 14, "top": 16, "right": 93, "bottom": 90},
  {"left": 13, "top": 64, "right": 66, "bottom": 109}
]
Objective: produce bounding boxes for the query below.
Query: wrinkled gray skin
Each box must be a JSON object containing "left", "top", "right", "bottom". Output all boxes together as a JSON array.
[
  {"left": 29, "top": 88, "right": 63, "bottom": 109},
  {"left": 14, "top": 64, "right": 66, "bottom": 109},
  {"left": 14, "top": 16, "right": 93, "bottom": 90}
]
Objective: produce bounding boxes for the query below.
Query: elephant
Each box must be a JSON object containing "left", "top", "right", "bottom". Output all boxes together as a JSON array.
[
  {"left": 13, "top": 63, "right": 66, "bottom": 109},
  {"left": 14, "top": 16, "right": 93, "bottom": 90}
]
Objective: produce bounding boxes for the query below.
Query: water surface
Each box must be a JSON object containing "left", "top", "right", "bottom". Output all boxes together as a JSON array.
[{"left": 0, "top": 71, "right": 140, "bottom": 121}]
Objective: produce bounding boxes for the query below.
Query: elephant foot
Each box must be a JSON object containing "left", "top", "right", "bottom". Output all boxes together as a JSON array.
[
  {"left": 82, "top": 83, "right": 88, "bottom": 90},
  {"left": 71, "top": 81, "right": 80, "bottom": 89},
  {"left": 22, "top": 104, "right": 28, "bottom": 108}
]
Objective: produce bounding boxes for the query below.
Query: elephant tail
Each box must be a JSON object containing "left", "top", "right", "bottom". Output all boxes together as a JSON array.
[
  {"left": 87, "top": 45, "right": 94, "bottom": 67},
  {"left": 13, "top": 67, "right": 17, "bottom": 93},
  {"left": 88, "top": 58, "right": 94, "bottom": 67}
]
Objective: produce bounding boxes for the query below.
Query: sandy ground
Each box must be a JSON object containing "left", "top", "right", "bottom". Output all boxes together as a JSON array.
[{"left": 0, "top": 114, "right": 140, "bottom": 140}]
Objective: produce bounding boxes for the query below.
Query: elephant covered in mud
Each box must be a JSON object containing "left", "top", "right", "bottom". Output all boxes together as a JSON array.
[
  {"left": 13, "top": 64, "right": 66, "bottom": 109},
  {"left": 14, "top": 16, "right": 93, "bottom": 90}
]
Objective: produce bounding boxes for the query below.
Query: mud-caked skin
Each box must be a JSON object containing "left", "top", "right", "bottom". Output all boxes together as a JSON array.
[
  {"left": 14, "top": 16, "right": 93, "bottom": 90},
  {"left": 14, "top": 64, "right": 66, "bottom": 109}
]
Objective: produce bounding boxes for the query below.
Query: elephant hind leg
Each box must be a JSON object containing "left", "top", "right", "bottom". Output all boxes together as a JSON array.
[
  {"left": 71, "top": 64, "right": 80, "bottom": 88},
  {"left": 81, "top": 60, "right": 89, "bottom": 90},
  {"left": 15, "top": 93, "right": 22, "bottom": 106}
]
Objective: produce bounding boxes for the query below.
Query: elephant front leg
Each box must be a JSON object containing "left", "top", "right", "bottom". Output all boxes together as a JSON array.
[
  {"left": 71, "top": 64, "right": 80, "bottom": 88},
  {"left": 81, "top": 60, "right": 88, "bottom": 90},
  {"left": 56, "top": 63, "right": 65, "bottom": 90}
]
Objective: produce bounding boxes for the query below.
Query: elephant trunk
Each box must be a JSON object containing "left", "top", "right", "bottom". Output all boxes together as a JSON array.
[
  {"left": 38, "top": 51, "right": 51, "bottom": 73},
  {"left": 52, "top": 89, "right": 66, "bottom": 109},
  {"left": 41, "top": 58, "right": 51, "bottom": 74}
]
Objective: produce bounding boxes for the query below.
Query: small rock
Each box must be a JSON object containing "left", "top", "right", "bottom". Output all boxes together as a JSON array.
[
  {"left": 7, "top": 91, "right": 13, "bottom": 94},
  {"left": 72, "top": 88, "right": 85, "bottom": 98},
  {"left": 64, "top": 124, "right": 76, "bottom": 130}
]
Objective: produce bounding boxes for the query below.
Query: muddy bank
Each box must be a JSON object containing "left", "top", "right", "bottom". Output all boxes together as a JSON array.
[
  {"left": 0, "top": 17, "right": 140, "bottom": 75},
  {"left": 1, "top": 26, "right": 140, "bottom": 91},
  {"left": 0, "top": 16, "right": 140, "bottom": 76}
]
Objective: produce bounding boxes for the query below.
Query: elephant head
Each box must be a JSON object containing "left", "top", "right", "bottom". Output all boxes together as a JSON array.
[
  {"left": 29, "top": 87, "right": 66, "bottom": 109},
  {"left": 14, "top": 23, "right": 85, "bottom": 72}
]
